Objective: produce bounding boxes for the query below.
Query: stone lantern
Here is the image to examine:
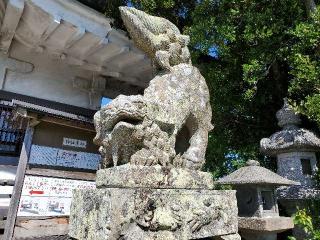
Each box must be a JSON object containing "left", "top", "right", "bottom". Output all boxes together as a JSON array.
[
  {"left": 217, "top": 160, "right": 298, "bottom": 240},
  {"left": 260, "top": 100, "right": 320, "bottom": 211}
]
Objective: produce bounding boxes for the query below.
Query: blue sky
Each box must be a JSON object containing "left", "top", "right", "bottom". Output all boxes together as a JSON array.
[{"left": 101, "top": 97, "right": 112, "bottom": 106}]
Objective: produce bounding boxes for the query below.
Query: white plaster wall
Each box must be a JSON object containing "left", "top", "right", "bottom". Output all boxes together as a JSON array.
[
  {"left": 277, "top": 151, "right": 317, "bottom": 187},
  {"left": 2, "top": 41, "right": 102, "bottom": 110}
]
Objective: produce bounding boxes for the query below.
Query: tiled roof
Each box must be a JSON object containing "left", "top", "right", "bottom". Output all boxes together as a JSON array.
[
  {"left": 12, "top": 99, "right": 93, "bottom": 123},
  {"left": 0, "top": 90, "right": 95, "bottom": 119}
]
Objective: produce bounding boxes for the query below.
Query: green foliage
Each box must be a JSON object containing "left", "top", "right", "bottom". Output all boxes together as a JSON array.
[
  {"left": 78, "top": 0, "right": 320, "bottom": 176},
  {"left": 289, "top": 207, "right": 320, "bottom": 240},
  {"left": 188, "top": 0, "right": 309, "bottom": 173},
  {"left": 294, "top": 209, "right": 315, "bottom": 237},
  {"left": 128, "top": 0, "right": 197, "bottom": 31},
  {"left": 288, "top": 7, "right": 320, "bottom": 125}
]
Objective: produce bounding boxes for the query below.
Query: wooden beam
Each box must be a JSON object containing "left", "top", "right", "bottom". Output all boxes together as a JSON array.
[
  {"left": 81, "top": 37, "right": 108, "bottom": 59},
  {"left": 40, "top": 116, "right": 95, "bottom": 132},
  {"left": 40, "top": 15, "right": 61, "bottom": 42},
  {"left": 65, "top": 26, "right": 85, "bottom": 49},
  {"left": 0, "top": 0, "right": 24, "bottom": 53},
  {"left": 14, "top": 216, "right": 69, "bottom": 239},
  {"left": 117, "top": 53, "right": 146, "bottom": 69},
  {"left": 67, "top": 56, "right": 85, "bottom": 66},
  {"left": 102, "top": 46, "right": 129, "bottom": 64},
  {"left": 3, "top": 123, "right": 34, "bottom": 240},
  {"left": 101, "top": 70, "right": 122, "bottom": 78},
  {"left": 81, "top": 63, "right": 103, "bottom": 72},
  {"left": 26, "top": 168, "right": 96, "bottom": 181}
]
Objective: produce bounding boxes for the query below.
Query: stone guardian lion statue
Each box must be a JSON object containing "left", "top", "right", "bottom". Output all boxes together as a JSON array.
[{"left": 93, "top": 7, "right": 213, "bottom": 170}]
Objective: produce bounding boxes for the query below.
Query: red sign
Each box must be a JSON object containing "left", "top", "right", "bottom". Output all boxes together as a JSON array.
[{"left": 29, "top": 190, "right": 44, "bottom": 195}]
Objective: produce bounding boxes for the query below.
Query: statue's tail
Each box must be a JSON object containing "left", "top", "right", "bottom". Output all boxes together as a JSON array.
[{"left": 119, "top": 6, "right": 151, "bottom": 32}]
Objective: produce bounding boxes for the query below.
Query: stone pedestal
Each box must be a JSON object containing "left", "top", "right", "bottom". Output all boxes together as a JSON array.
[
  {"left": 238, "top": 217, "right": 294, "bottom": 240},
  {"left": 69, "top": 164, "right": 238, "bottom": 240}
]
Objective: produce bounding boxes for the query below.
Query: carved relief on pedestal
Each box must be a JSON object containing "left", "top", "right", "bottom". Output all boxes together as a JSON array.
[{"left": 70, "top": 188, "right": 238, "bottom": 240}]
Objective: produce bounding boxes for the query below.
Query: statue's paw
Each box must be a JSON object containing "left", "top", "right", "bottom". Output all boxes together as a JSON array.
[
  {"left": 130, "top": 149, "right": 159, "bottom": 166},
  {"left": 187, "top": 210, "right": 211, "bottom": 233},
  {"left": 157, "top": 152, "right": 170, "bottom": 167},
  {"left": 155, "top": 50, "right": 172, "bottom": 72},
  {"left": 172, "top": 154, "right": 186, "bottom": 168},
  {"left": 182, "top": 148, "right": 204, "bottom": 170},
  {"left": 144, "top": 155, "right": 158, "bottom": 166}
]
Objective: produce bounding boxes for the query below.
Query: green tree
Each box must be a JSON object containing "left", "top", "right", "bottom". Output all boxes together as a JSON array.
[
  {"left": 78, "top": 0, "right": 320, "bottom": 177},
  {"left": 288, "top": 6, "right": 320, "bottom": 125},
  {"left": 186, "top": 0, "right": 320, "bottom": 175}
]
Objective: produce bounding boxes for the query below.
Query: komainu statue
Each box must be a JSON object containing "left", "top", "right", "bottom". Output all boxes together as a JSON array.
[
  {"left": 94, "top": 7, "right": 213, "bottom": 170},
  {"left": 69, "top": 7, "right": 240, "bottom": 240}
]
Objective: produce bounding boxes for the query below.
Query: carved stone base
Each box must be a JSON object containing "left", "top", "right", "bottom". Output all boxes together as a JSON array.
[
  {"left": 69, "top": 188, "right": 237, "bottom": 240},
  {"left": 96, "top": 164, "right": 215, "bottom": 189},
  {"left": 69, "top": 166, "right": 238, "bottom": 240}
]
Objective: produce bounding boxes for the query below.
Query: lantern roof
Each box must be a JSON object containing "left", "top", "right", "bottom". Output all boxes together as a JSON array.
[{"left": 217, "top": 160, "right": 299, "bottom": 186}]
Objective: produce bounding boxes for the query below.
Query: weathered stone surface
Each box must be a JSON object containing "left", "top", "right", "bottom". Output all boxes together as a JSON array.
[
  {"left": 93, "top": 7, "right": 213, "bottom": 171},
  {"left": 69, "top": 7, "right": 239, "bottom": 240},
  {"left": 277, "top": 185, "right": 320, "bottom": 200},
  {"left": 69, "top": 188, "right": 238, "bottom": 240},
  {"left": 260, "top": 98, "right": 320, "bottom": 228},
  {"left": 216, "top": 160, "right": 298, "bottom": 186},
  {"left": 260, "top": 100, "right": 320, "bottom": 156},
  {"left": 119, "top": 7, "right": 191, "bottom": 71},
  {"left": 275, "top": 152, "right": 320, "bottom": 200},
  {"left": 94, "top": 63, "right": 213, "bottom": 171},
  {"left": 238, "top": 217, "right": 294, "bottom": 232},
  {"left": 96, "top": 164, "right": 214, "bottom": 189},
  {"left": 277, "top": 152, "right": 317, "bottom": 187}
]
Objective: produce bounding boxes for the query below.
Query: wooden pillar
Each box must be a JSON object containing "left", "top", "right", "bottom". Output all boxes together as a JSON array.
[{"left": 3, "top": 122, "right": 34, "bottom": 240}]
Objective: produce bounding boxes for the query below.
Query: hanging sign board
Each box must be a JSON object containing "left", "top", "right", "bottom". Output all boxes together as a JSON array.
[
  {"left": 29, "top": 144, "right": 100, "bottom": 170},
  {"left": 62, "top": 137, "right": 87, "bottom": 149}
]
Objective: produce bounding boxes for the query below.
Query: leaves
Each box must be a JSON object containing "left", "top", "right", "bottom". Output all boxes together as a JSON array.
[
  {"left": 79, "top": 0, "right": 320, "bottom": 176},
  {"left": 288, "top": 7, "right": 320, "bottom": 125},
  {"left": 291, "top": 207, "right": 320, "bottom": 240}
]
